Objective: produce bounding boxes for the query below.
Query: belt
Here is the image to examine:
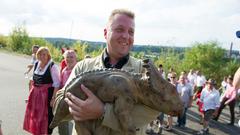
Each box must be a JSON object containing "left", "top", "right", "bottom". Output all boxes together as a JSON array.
[{"left": 33, "top": 83, "right": 43, "bottom": 87}]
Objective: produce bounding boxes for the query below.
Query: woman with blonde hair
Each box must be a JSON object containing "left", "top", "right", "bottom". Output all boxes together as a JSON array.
[{"left": 23, "top": 47, "right": 60, "bottom": 135}]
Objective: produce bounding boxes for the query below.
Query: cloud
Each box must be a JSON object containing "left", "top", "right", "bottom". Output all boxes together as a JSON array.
[
  {"left": 0, "top": 0, "right": 239, "bottom": 50},
  {"left": 134, "top": 0, "right": 240, "bottom": 49}
]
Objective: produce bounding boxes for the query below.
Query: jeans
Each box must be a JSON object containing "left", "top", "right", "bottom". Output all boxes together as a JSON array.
[{"left": 177, "top": 107, "right": 188, "bottom": 126}]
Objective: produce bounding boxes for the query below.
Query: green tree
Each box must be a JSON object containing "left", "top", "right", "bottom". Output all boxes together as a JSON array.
[
  {"left": 182, "top": 41, "right": 227, "bottom": 83},
  {"left": 90, "top": 45, "right": 104, "bottom": 57},
  {"left": 8, "top": 25, "right": 31, "bottom": 52},
  {"left": 224, "top": 59, "right": 240, "bottom": 77},
  {"left": 72, "top": 41, "right": 88, "bottom": 61},
  {"left": 30, "top": 37, "right": 49, "bottom": 47},
  {"left": 44, "top": 43, "right": 62, "bottom": 62},
  {"left": 154, "top": 47, "right": 183, "bottom": 76},
  {"left": 132, "top": 51, "right": 145, "bottom": 59}
]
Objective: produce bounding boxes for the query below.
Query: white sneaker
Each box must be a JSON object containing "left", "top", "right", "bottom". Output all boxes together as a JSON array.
[{"left": 197, "top": 129, "right": 209, "bottom": 135}]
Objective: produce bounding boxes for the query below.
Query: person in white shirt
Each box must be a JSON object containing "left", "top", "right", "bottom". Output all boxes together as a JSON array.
[
  {"left": 24, "top": 45, "right": 40, "bottom": 91},
  {"left": 219, "top": 76, "right": 228, "bottom": 101},
  {"left": 197, "top": 79, "right": 220, "bottom": 135},
  {"left": 187, "top": 69, "right": 197, "bottom": 89},
  {"left": 193, "top": 70, "right": 206, "bottom": 124},
  {"left": 194, "top": 70, "right": 206, "bottom": 93},
  {"left": 24, "top": 45, "right": 40, "bottom": 75},
  {"left": 221, "top": 76, "right": 228, "bottom": 90},
  {"left": 177, "top": 75, "right": 193, "bottom": 127},
  {"left": 158, "top": 64, "right": 166, "bottom": 79}
]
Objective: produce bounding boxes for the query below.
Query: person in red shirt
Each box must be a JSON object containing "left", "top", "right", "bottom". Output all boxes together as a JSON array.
[
  {"left": 58, "top": 50, "right": 77, "bottom": 135},
  {"left": 60, "top": 47, "right": 70, "bottom": 73}
]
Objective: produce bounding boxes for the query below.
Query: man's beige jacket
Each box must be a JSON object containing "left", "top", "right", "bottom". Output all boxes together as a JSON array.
[{"left": 54, "top": 54, "right": 159, "bottom": 135}]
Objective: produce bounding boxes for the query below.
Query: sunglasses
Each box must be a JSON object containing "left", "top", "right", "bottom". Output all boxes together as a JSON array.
[{"left": 170, "top": 77, "right": 176, "bottom": 79}]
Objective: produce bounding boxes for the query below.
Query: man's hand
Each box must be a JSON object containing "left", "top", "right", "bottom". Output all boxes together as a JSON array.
[{"left": 64, "top": 84, "right": 104, "bottom": 121}]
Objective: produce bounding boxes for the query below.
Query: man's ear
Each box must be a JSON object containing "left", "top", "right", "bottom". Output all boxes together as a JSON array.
[{"left": 104, "top": 28, "right": 107, "bottom": 39}]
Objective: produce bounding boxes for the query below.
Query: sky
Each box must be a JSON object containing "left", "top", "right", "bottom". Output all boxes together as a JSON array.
[{"left": 0, "top": 0, "right": 240, "bottom": 50}]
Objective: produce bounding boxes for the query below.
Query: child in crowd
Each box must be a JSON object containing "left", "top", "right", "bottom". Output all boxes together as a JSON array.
[
  {"left": 24, "top": 45, "right": 39, "bottom": 102},
  {"left": 24, "top": 45, "right": 40, "bottom": 76}
]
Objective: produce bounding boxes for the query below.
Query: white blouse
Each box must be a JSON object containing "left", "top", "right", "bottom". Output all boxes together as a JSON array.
[{"left": 34, "top": 59, "right": 60, "bottom": 88}]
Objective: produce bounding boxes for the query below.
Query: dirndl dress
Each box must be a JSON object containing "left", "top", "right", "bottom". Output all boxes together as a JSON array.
[{"left": 23, "top": 61, "right": 54, "bottom": 135}]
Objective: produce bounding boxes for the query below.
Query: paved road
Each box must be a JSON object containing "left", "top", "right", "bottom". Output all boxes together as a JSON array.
[
  {"left": 0, "top": 51, "right": 240, "bottom": 135},
  {"left": 154, "top": 105, "right": 240, "bottom": 135}
]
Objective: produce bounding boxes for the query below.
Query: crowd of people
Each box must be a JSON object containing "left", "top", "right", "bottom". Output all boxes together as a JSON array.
[
  {"left": 146, "top": 64, "right": 240, "bottom": 135},
  {"left": 21, "top": 8, "right": 240, "bottom": 135}
]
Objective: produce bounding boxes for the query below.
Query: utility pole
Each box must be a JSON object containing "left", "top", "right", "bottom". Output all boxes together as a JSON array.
[
  {"left": 229, "top": 42, "right": 233, "bottom": 58},
  {"left": 69, "top": 20, "right": 74, "bottom": 45}
]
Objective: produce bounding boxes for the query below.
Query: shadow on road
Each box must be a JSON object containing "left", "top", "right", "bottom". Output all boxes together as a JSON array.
[
  {"left": 186, "top": 108, "right": 240, "bottom": 135},
  {"left": 155, "top": 106, "right": 240, "bottom": 135}
]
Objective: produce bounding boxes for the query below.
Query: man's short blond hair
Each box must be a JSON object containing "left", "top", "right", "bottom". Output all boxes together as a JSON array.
[{"left": 108, "top": 9, "right": 135, "bottom": 22}]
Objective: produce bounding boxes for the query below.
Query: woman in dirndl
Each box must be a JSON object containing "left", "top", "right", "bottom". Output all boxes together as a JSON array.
[{"left": 23, "top": 47, "right": 60, "bottom": 135}]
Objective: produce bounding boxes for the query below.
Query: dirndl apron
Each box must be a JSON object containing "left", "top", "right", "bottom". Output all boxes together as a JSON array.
[{"left": 23, "top": 83, "right": 54, "bottom": 134}]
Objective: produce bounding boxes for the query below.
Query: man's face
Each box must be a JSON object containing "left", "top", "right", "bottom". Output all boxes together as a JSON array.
[
  {"left": 170, "top": 75, "right": 176, "bottom": 83},
  {"left": 180, "top": 76, "right": 185, "bottom": 84},
  {"left": 65, "top": 52, "right": 77, "bottom": 66},
  {"left": 207, "top": 83, "right": 213, "bottom": 89},
  {"left": 104, "top": 14, "right": 135, "bottom": 59},
  {"left": 32, "top": 47, "right": 38, "bottom": 54}
]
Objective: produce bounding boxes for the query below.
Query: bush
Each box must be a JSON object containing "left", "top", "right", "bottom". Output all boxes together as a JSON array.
[
  {"left": 45, "top": 43, "right": 62, "bottom": 62},
  {"left": 8, "top": 25, "right": 31, "bottom": 52},
  {"left": 0, "top": 35, "right": 8, "bottom": 48}
]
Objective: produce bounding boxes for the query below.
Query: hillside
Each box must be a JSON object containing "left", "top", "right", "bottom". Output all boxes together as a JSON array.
[
  {"left": 44, "top": 37, "right": 188, "bottom": 54},
  {"left": 44, "top": 37, "right": 239, "bottom": 58}
]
